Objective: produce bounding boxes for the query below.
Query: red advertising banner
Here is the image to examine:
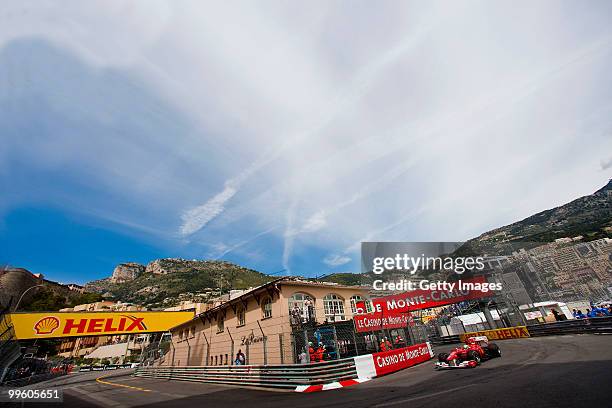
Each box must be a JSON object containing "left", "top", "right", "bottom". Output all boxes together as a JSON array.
[
  {"left": 354, "top": 311, "right": 413, "bottom": 332},
  {"left": 359, "top": 275, "right": 492, "bottom": 316},
  {"left": 371, "top": 342, "right": 433, "bottom": 376}
]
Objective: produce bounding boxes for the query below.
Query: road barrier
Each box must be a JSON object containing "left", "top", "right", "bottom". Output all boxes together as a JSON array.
[
  {"left": 2, "top": 371, "right": 67, "bottom": 388},
  {"left": 135, "top": 358, "right": 359, "bottom": 389},
  {"left": 527, "top": 316, "right": 612, "bottom": 336},
  {"left": 431, "top": 317, "right": 612, "bottom": 344},
  {"left": 134, "top": 342, "right": 434, "bottom": 389}
]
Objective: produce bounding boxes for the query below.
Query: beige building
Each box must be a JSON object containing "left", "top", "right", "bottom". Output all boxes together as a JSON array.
[{"left": 164, "top": 278, "right": 369, "bottom": 366}]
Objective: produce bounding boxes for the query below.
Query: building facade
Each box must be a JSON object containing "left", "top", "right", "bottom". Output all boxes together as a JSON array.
[{"left": 163, "top": 278, "right": 369, "bottom": 367}]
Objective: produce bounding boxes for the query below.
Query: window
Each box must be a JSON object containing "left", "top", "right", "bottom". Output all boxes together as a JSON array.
[
  {"left": 288, "top": 292, "right": 315, "bottom": 323},
  {"left": 350, "top": 295, "right": 371, "bottom": 314},
  {"left": 323, "top": 293, "right": 346, "bottom": 322},
  {"left": 349, "top": 295, "right": 363, "bottom": 314},
  {"left": 262, "top": 297, "right": 272, "bottom": 319},
  {"left": 237, "top": 305, "right": 245, "bottom": 327},
  {"left": 217, "top": 313, "right": 224, "bottom": 333}
]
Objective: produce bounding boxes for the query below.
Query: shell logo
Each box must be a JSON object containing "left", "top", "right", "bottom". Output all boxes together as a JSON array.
[{"left": 33, "top": 316, "right": 60, "bottom": 335}]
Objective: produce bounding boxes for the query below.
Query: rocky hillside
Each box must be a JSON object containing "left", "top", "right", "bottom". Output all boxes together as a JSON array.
[
  {"left": 458, "top": 179, "right": 612, "bottom": 256},
  {"left": 85, "top": 259, "right": 271, "bottom": 308}
]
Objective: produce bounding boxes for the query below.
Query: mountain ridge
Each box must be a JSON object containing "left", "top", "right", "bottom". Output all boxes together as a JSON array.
[{"left": 459, "top": 179, "right": 611, "bottom": 255}]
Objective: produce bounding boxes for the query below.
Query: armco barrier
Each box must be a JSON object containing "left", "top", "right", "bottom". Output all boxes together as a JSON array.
[
  {"left": 134, "top": 342, "right": 434, "bottom": 389},
  {"left": 431, "top": 316, "right": 612, "bottom": 345},
  {"left": 135, "top": 358, "right": 359, "bottom": 389},
  {"left": 527, "top": 316, "right": 612, "bottom": 336}
]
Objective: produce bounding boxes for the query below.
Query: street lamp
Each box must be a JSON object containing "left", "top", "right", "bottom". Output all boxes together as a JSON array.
[{"left": 13, "top": 284, "right": 45, "bottom": 311}]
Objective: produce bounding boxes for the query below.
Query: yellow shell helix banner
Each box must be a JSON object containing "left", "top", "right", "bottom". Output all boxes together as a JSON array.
[
  {"left": 9, "top": 311, "right": 194, "bottom": 340},
  {"left": 459, "top": 325, "right": 531, "bottom": 342}
]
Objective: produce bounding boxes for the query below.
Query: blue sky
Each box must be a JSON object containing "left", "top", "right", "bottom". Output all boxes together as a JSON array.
[{"left": 1, "top": 1, "right": 612, "bottom": 284}]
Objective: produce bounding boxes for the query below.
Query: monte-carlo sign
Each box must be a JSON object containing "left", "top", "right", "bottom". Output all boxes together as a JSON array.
[{"left": 9, "top": 311, "right": 194, "bottom": 340}]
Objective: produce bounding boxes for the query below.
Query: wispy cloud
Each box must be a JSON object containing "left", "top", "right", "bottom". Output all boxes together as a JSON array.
[
  {"left": 180, "top": 184, "right": 237, "bottom": 236},
  {"left": 323, "top": 254, "right": 351, "bottom": 267}
]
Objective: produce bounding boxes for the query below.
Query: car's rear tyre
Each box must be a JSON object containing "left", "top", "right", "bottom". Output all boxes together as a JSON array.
[
  {"left": 487, "top": 343, "right": 501, "bottom": 357},
  {"left": 437, "top": 352, "right": 450, "bottom": 363},
  {"left": 467, "top": 350, "right": 481, "bottom": 365}
]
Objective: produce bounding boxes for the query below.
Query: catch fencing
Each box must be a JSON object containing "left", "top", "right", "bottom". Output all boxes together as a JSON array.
[{"left": 289, "top": 320, "right": 430, "bottom": 364}]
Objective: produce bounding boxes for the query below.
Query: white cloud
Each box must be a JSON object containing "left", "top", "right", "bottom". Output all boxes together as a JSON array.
[
  {"left": 180, "top": 185, "right": 237, "bottom": 236},
  {"left": 323, "top": 254, "right": 351, "bottom": 267}
]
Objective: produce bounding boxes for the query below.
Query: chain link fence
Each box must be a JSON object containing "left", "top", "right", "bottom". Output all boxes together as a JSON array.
[{"left": 289, "top": 319, "right": 432, "bottom": 364}]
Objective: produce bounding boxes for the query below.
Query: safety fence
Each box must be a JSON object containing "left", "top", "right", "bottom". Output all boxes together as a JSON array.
[{"left": 290, "top": 320, "right": 430, "bottom": 364}]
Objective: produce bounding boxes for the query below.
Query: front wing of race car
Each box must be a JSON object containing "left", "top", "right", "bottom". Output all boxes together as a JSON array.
[{"left": 435, "top": 360, "right": 478, "bottom": 370}]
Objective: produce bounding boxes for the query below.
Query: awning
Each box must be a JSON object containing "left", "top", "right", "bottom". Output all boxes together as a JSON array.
[{"left": 85, "top": 342, "right": 128, "bottom": 359}]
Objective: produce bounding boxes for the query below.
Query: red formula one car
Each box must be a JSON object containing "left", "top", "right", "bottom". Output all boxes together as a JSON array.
[{"left": 435, "top": 336, "right": 501, "bottom": 369}]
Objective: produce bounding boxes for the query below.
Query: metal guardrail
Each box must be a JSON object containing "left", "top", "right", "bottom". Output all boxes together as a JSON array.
[
  {"left": 134, "top": 358, "right": 358, "bottom": 389},
  {"left": 527, "top": 316, "right": 612, "bottom": 336},
  {"left": 429, "top": 335, "right": 461, "bottom": 345},
  {"left": 76, "top": 364, "right": 134, "bottom": 372},
  {"left": 429, "top": 316, "right": 612, "bottom": 344},
  {"left": 2, "top": 371, "right": 67, "bottom": 388}
]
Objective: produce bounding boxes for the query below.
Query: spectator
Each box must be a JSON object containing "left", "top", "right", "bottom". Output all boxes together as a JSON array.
[
  {"left": 594, "top": 307, "right": 609, "bottom": 317},
  {"left": 299, "top": 349, "right": 308, "bottom": 364},
  {"left": 551, "top": 309, "right": 562, "bottom": 322},
  {"left": 234, "top": 349, "right": 246, "bottom": 365},
  {"left": 575, "top": 309, "right": 586, "bottom": 319},
  {"left": 305, "top": 299, "right": 314, "bottom": 322},
  {"left": 290, "top": 305, "right": 301, "bottom": 326}
]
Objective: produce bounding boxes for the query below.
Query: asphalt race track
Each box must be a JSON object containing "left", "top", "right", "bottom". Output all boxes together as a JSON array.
[{"left": 8, "top": 334, "right": 612, "bottom": 408}]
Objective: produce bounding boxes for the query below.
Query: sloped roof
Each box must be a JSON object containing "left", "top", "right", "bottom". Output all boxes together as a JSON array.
[{"left": 85, "top": 342, "right": 128, "bottom": 359}]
